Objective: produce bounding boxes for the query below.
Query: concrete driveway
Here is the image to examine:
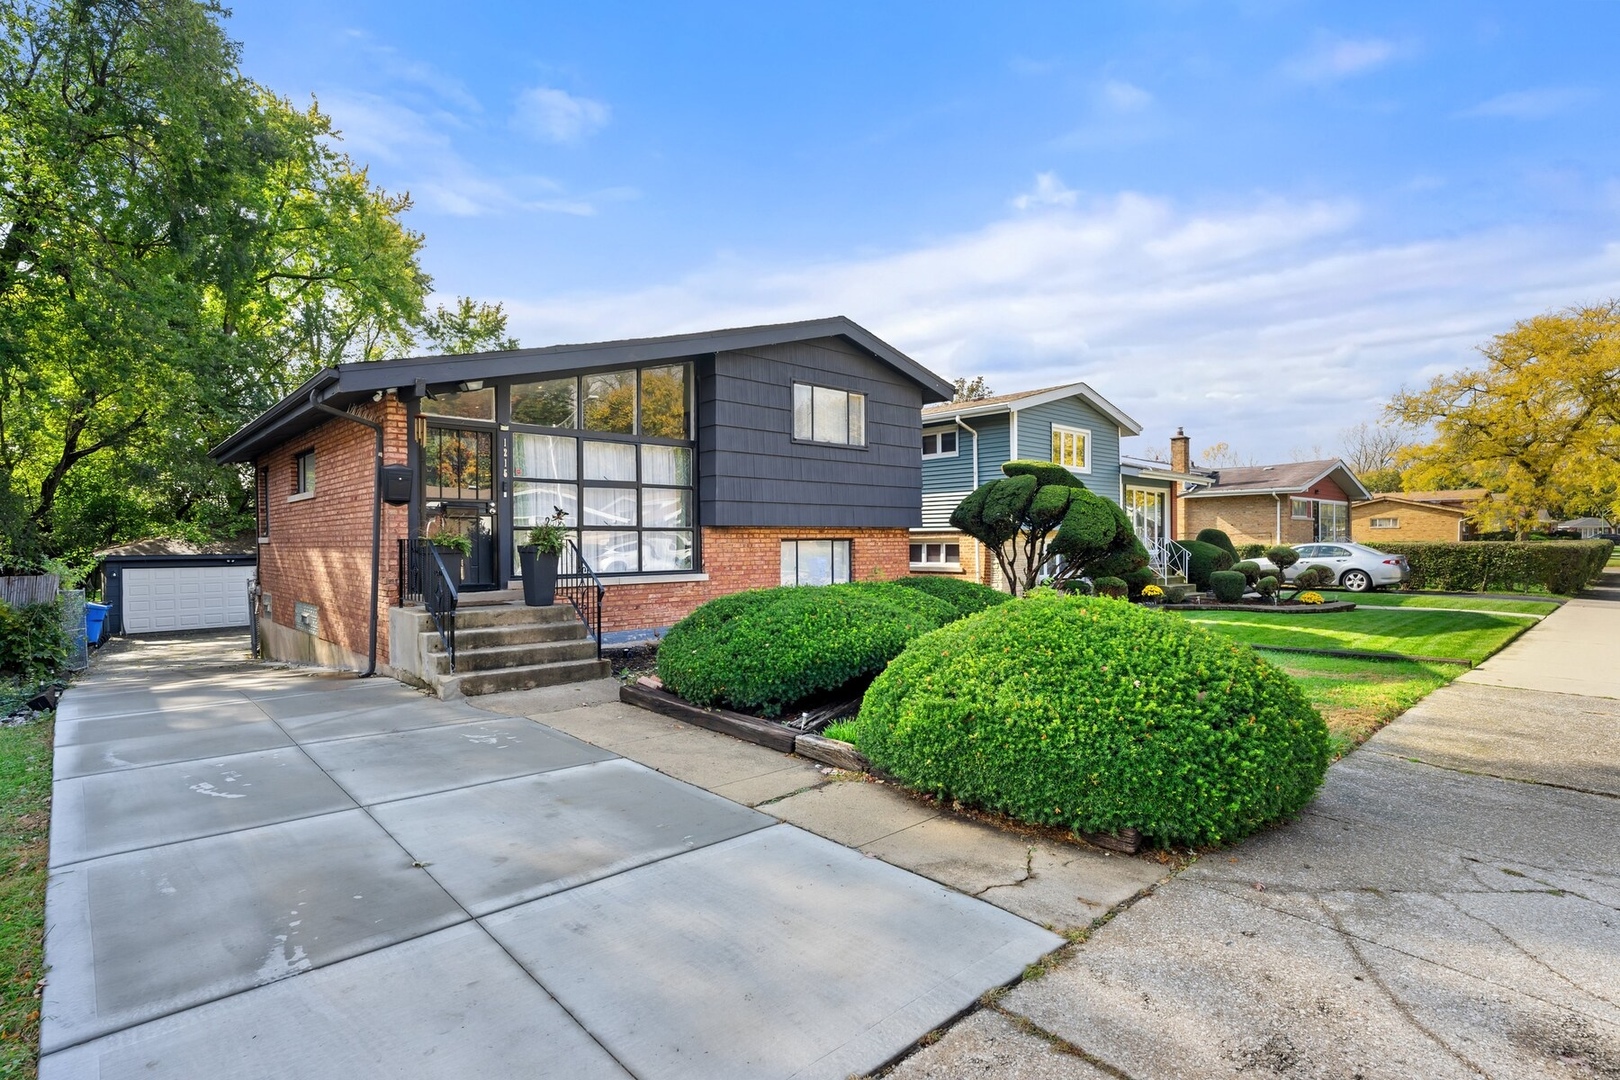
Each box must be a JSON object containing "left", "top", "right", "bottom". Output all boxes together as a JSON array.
[{"left": 41, "top": 631, "right": 1059, "bottom": 1079}]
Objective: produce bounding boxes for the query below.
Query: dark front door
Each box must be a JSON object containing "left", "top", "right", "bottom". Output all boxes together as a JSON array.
[{"left": 423, "top": 425, "right": 499, "bottom": 591}]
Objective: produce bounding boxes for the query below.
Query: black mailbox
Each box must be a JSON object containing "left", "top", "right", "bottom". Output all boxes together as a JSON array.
[{"left": 380, "top": 465, "right": 414, "bottom": 505}]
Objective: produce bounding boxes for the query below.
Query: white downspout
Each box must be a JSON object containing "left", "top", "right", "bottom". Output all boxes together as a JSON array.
[
  {"left": 1274, "top": 494, "right": 1283, "bottom": 544},
  {"left": 956, "top": 416, "right": 981, "bottom": 583}
]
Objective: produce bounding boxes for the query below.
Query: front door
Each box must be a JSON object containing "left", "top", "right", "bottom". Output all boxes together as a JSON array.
[{"left": 423, "top": 424, "right": 499, "bottom": 591}]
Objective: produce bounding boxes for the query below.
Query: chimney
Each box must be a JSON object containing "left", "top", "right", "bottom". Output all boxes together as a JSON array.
[{"left": 1170, "top": 427, "right": 1190, "bottom": 474}]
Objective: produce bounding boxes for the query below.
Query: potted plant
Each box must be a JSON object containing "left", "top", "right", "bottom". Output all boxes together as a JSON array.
[
  {"left": 518, "top": 506, "right": 568, "bottom": 606},
  {"left": 431, "top": 531, "right": 472, "bottom": 586}
]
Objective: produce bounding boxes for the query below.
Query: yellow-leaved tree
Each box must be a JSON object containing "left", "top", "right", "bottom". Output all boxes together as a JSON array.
[{"left": 1390, "top": 301, "right": 1620, "bottom": 538}]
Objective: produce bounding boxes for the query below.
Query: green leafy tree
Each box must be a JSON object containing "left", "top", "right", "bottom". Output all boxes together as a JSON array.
[
  {"left": 950, "top": 460, "right": 1147, "bottom": 595},
  {"left": 0, "top": 0, "right": 438, "bottom": 562},
  {"left": 1391, "top": 301, "right": 1620, "bottom": 536},
  {"left": 417, "top": 296, "right": 520, "bottom": 355}
]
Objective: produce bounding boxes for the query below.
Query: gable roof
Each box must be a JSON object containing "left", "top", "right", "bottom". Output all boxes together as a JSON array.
[
  {"left": 1353, "top": 495, "right": 1470, "bottom": 517},
  {"left": 1392, "top": 489, "right": 1490, "bottom": 504},
  {"left": 922, "top": 381, "right": 1142, "bottom": 435},
  {"left": 211, "top": 317, "right": 952, "bottom": 464},
  {"left": 1182, "top": 458, "right": 1372, "bottom": 501}
]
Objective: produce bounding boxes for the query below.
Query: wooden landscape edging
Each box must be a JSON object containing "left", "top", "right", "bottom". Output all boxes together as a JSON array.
[
  {"left": 1175, "top": 600, "right": 1357, "bottom": 614},
  {"left": 1248, "top": 643, "right": 1473, "bottom": 666}
]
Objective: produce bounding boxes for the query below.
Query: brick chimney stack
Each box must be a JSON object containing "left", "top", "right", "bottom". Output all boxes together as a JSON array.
[{"left": 1170, "top": 427, "right": 1190, "bottom": 474}]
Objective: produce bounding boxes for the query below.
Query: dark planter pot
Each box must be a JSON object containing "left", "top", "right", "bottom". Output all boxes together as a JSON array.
[
  {"left": 432, "top": 546, "right": 465, "bottom": 586},
  {"left": 518, "top": 546, "right": 560, "bottom": 606}
]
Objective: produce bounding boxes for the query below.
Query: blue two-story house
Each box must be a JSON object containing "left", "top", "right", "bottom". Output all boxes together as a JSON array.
[{"left": 915, "top": 382, "right": 1169, "bottom": 589}]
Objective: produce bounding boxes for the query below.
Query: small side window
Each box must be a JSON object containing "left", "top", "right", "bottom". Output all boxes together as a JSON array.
[{"left": 291, "top": 449, "right": 315, "bottom": 500}]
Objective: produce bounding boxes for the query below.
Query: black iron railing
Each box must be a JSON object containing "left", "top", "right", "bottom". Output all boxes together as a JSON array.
[
  {"left": 557, "top": 539, "right": 605, "bottom": 659},
  {"left": 400, "top": 537, "right": 459, "bottom": 671}
]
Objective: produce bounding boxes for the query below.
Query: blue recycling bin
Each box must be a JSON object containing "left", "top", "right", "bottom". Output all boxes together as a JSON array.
[{"left": 86, "top": 602, "right": 110, "bottom": 645}]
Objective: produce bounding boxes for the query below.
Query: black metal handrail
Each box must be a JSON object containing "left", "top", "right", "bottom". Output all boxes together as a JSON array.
[
  {"left": 401, "top": 537, "right": 459, "bottom": 671},
  {"left": 556, "top": 539, "right": 605, "bottom": 659}
]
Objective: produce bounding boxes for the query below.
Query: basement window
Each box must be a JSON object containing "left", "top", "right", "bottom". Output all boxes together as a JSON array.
[
  {"left": 909, "top": 542, "right": 961, "bottom": 568},
  {"left": 781, "top": 539, "right": 852, "bottom": 586},
  {"left": 1370, "top": 517, "right": 1399, "bottom": 529},
  {"left": 293, "top": 601, "right": 319, "bottom": 636}
]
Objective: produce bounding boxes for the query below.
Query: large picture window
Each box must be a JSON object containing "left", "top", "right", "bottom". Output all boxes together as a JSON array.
[
  {"left": 781, "top": 539, "right": 852, "bottom": 586},
  {"left": 1124, "top": 487, "right": 1167, "bottom": 546},
  {"left": 507, "top": 364, "right": 695, "bottom": 576},
  {"left": 793, "top": 384, "right": 866, "bottom": 446}
]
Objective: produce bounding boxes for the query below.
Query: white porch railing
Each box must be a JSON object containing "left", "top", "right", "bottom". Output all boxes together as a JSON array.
[{"left": 1146, "top": 538, "right": 1191, "bottom": 582}]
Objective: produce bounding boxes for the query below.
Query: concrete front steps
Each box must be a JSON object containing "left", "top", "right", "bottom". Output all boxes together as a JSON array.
[{"left": 391, "top": 598, "right": 610, "bottom": 699}]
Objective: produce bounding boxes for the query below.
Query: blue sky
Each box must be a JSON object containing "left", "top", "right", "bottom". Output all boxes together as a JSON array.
[{"left": 229, "top": 1, "right": 1620, "bottom": 462}]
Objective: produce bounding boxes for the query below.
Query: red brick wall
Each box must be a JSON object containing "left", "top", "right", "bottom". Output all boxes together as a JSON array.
[
  {"left": 256, "top": 395, "right": 411, "bottom": 663},
  {"left": 600, "top": 526, "right": 911, "bottom": 632}
]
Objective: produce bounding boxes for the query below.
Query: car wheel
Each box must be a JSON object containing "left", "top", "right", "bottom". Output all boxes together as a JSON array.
[{"left": 1340, "top": 569, "right": 1372, "bottom": 593}]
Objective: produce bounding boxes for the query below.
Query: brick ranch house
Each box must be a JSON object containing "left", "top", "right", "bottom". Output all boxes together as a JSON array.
[
  {"left": 1166, "top": 434, "right": 1371, "bottom": 547},
  {"left": 209, "top": 318, "right": 953, "bottom": 679},
  {"left": 1351, "top": 490, "right": 1488, "bottom": 542}
]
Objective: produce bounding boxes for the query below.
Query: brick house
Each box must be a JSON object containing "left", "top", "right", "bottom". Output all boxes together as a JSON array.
[
  {"left": 210, "top": 318, "right": 952, "bottom": 679},
  {"left": 1174, "top": 455, "right": 1370, "bottom": 547},
  {"left": 1352, "top": 490, "right": 1488, "bottom": 542}
]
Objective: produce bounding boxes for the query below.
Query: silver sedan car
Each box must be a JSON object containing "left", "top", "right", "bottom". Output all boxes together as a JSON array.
[{"left": 1256, "top": 542, "right": 1410, "bottom": 592}]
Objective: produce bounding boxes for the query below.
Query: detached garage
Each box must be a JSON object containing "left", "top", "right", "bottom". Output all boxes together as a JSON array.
[{"left": 97, "top": 539, "right": 257, "bottom": 635}]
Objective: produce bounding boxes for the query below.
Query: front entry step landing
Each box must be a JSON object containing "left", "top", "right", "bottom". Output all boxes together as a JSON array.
[{"left": 393, "top": 602, "right": 610, "bottom": 699}]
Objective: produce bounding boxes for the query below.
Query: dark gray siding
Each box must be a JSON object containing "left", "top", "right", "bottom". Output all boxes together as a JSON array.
[{"left": 699, "top": 338, "right": 924, "bottom": 527}]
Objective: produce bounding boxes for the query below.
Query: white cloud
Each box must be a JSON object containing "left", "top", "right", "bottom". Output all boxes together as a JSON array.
[
  {"left": 1284, "top": 35, "right": 1398, "bottom": 82},
  {"left": 322, "top": 92, "right": 629, "bottom": 217},
  {"left": 1011, "top": 172, "right": 1078, "bottom": 210},
  {"left": 1461, "top": 87, "right": 1597, "bottom": 119},
  {"left": 1101, "top": 79, "right": 1153, "bottom": 113},
  {"left": 499, "top": 189, "right": 1620, "bottom": 461},
  {"left": 513, "top": 87, "right": 612, "bottom": 143}
]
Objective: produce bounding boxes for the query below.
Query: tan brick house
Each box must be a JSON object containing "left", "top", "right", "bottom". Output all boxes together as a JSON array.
[
  {"left": 1176, "top": 458, "right": 1371, "bottom": 547},
  {"left": 210, "top": 318, "right": 952, "bottom": 679},
  {"left": 1352, "top": 490, "right": 1487, "bottom": 542}
]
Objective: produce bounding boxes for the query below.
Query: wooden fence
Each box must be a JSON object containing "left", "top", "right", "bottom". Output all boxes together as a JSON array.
[{"left": 0, "top": 574, "right": 60, "bottom": 607}]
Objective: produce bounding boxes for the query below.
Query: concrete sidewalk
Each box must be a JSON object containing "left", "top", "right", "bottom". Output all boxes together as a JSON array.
[
  {"left": 887, "top": 571, "right": 1620, "bottom": 1079},
  {"left": 41, "top": 632, "right": 1060, "bottom": 1080}
]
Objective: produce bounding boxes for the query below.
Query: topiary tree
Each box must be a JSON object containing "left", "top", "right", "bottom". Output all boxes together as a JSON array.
[
  {"left": 1292, "top": 565, "right": 1333, "bottom": 591},
  {"left": 1256, "top": 575, "right": 1280, "bottom": 600},
  {"left": 1195, "top": 528, "right": 1238, "bottom": 560},
  {"left": 848, "top": 593, "right": 1331, "bottom": 846},
  {"left": 1121, "top": 567, "right": 1162, "bottom": 597},
  {"left": 1209, "top": 570, "right": 1247, "bottom": 603},
  {"left": 1230, "top": 560, "right": 1263, "bottom": 586},
  {"left": 950, "top": 460, "right": 1147, "bottom": 595},
  {"left": 1265, "top": 546, "right": 1300, "bottom": 581},
  {"left": 1182, "top": 539, "right": 1234, "bottom": 588}
]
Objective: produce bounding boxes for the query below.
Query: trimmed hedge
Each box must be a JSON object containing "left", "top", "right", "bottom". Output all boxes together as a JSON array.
[
  {"left": 1183, "top": 540, "right": 1234, "bottom": 588},
  {"left": 1372, "top": 540, "right": 1614, "bottom": 595},
  {"left": 1195, "top": 528, "right": 1238, "bottom": 560},
  {"left": 656, "top": 583, "right": 952, "bottom": 716},
  {"left": 1209, "top": 570, "right": 1247, "bottom": 603},
  {"left": 1230, "top": 560, "right": 1263, "bottom": 586},
  {"left": 1238, "top": 543, "right": 1268, "bottom": 560},
  {"left": 893, "top": 575, "right": 1011, "bottom": 620},
  {"left": 848, "top": 593, "right": 1330, "bottom": 846},
  {"left": 1094, "top": 576, "right": 1128, "bottom": 598}
]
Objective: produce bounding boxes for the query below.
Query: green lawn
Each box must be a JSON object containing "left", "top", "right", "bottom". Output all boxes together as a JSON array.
[
  {"left": 1270, "top": 654, "right": 1459, "bottom": 758},
  {"left": 0, "top": 715, "right": 51, "bottom": 1080},
  {"left": 1316, "top": 591, "right": 1559, "bottom": 616},
  {"left": 1178, "top": 607, "right": 1536, "bottom": 664}
]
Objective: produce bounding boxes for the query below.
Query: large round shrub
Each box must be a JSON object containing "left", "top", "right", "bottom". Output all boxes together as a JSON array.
[
  {"left": 1195, "top": 528, "right": 1239, "bottom": 560},
  {"left": 848, "top": 593, "right": 1330, "bottom": 846},
  {"left": 1183, "top": 540, "right": 1234, "bottom": 588},
  {"left": 657, "top": 585, "right": 949, "bottom": 716},
  {"left": 1209, "top": 570, "right": 1247, "bottom": 603},
  {"left": 892, "top": 575, "right": 1010, "bottom": 620}
]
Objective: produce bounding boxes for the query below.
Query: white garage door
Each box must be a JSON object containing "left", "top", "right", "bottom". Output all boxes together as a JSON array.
[{"left": 122, "top": 565, "right": 257, "bottom": 634}]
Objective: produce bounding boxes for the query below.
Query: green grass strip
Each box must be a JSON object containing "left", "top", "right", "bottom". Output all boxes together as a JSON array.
[
  {"left": 0, "top": 715, "right": 51, "bottom": 1079},
  {"left": 1315, "top": 591, "right": 1559, "bottom": 616},
  {"left": 1177, "top": 607, "right": 1536, "bottom": 666}
]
